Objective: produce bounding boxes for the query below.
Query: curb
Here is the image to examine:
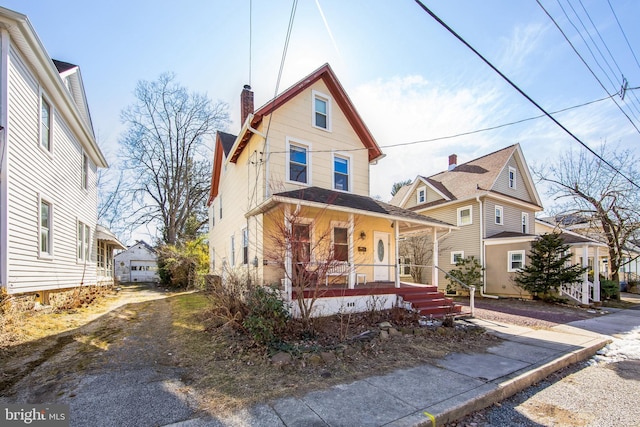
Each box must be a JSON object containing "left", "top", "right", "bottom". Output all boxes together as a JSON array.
[{"left": 411, "top": 337, "right": 609, "bottom": 426}]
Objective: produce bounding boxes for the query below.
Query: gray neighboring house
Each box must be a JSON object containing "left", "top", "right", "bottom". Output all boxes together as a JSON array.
[{"left": 115, "top": 241, "right": 159, "bottom": 283}]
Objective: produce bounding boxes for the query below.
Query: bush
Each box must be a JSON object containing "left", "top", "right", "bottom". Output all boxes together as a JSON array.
[
  {"left": 447, "top": 256, "right": 483, "bottom": 294},
  {"left": 157, "top": 236, "right": 209, "bottom": 289},
  {"left": 204, "top": 270, "right": 253, "bottom": 328},
  {"left": 242, "top": 286, "right": 290, "bottom": 347},
  {"left": 600, "top": 279, "right": 619, "bottom": 300}
]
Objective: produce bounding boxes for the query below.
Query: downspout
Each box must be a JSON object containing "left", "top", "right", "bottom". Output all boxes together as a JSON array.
[{"left": 477, "top": 195, "right": 499, "bottom": 299}]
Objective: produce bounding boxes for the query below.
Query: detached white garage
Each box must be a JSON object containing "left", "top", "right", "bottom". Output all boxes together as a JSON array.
[{"left": 115, "top": 241, "right": 159, "bottom": 283}]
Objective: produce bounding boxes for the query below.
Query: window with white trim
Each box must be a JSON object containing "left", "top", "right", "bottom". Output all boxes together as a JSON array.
[
  {"left": 242, "top": 228, "right": 249, "bottom": 265},
  {"left": 333, "top": 154, "right": 349, "bottom": 191},
  {"left": 230, "top": 235, "right": 235, "bottom": 266},
  {"left": 40, "top": 96, "right": 52, "bottom": 152},
  {"left": 39, "top": 198, "right": 52, "bottom": 256},
  {"left": 451, "top": 251, "right": 464, "bottom": 265},
  {"left": 77, "top": 221, "right": 91, "bottom": 262},
  {"left": 509, "top": 166, "right": 516, "bottom": 189},
  {"left": 522, "top": 212, "right": 529, "bottom": 233},
  {"left": 495, "top": 205, "right": 503, "bottom": 225},
  {"left": 457, "top": 205, "right": 472, "bottom": 226},
  {"left": 312, "top": 90, "right": 331, "bottom": 131},
  {"left": 508, "top": 250, "right": 525, "bottom": 272},
  {"left": 417, "top": 186, "right": 426, "bottom": 204},
  {"left": 332, "top": 226, "right": 348, "bottom": 262},
  {"left": 287, "top": 141, "right": 309, "bottom": 184}
]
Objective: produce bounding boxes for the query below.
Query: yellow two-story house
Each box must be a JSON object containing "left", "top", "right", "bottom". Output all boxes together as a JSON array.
[{"left": 208, "top": 64, "right": 458, "bottom": 317}]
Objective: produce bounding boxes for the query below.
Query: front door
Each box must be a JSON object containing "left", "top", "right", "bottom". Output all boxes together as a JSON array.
[{"left": 373, "top": 231, "right": 390, "bottom": 281}]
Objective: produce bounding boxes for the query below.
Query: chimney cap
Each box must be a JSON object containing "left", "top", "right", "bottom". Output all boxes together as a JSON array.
[{"left": 243, "top": 84, "right": 252, "bottom": 90}]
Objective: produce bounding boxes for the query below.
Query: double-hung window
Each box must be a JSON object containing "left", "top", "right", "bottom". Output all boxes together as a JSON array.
[
  {"left": 77, "top": 221, "right": 91, "bottom": 262},
  {"left": 333, "top": 155, "right": 349, "bottom": 191},
  {"left": 522, "top": 212, "right": 529, "bottom": 233},
  {"left": 457, "top": 205, "right": 472, "bottom": 226},
  {"left": 333, "top": 227, "right": 348, "bottom": 262},
  {"left": 41, "top": 97, "right": 52, "bottom": 152},
  {"left": 292, "top": 223, "right": 311, "bottom": 264},
  {"left": 495, "top": 206, "right": 503, "bottom": 225},
  {"left": 417, "top": 187, "right": 426, "bottom": 204},
  {"left": 40, "top": 199, "right": 52, "bottom": 256},
  {"left": 312, "top": 90, "right": 331, "bottom": 131},
  {"left": 509, "top": 167, "right": 516, "bottom": 189},
  {"left": 288, "top": 141, "right": 309, "bottom": 184},
  {"left": 82, "top": 153, "right": 89, "bottom": 190},
  {"left": 508, "top": 250, "right": 525, "bottom": 272}
]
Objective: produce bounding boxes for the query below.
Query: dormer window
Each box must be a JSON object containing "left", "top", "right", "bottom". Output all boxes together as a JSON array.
[
  {"left": 312, "top": 90, "right": 331, "bottom": 131},
  {"left": 509, "top": 166, "right": 516, "bottom": 189},
  {"left": 417, "top": 186, "right": 426, "bottom": 204}
]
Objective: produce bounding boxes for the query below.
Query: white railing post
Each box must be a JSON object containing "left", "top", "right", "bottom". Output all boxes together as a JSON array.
[{"left": 469, "top": 285, "right": 475, "bottom": 317}]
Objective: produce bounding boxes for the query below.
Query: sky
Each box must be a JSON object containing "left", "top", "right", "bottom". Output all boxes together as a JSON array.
[{"left": 2, "top": 0, "right": 640, "bottom": 243}]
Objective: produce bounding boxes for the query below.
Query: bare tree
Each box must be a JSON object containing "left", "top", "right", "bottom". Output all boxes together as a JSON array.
[
  {"left": 399, "top": 234, "right": 432, "bottom": 283},
  {"left": 119, "top": 72, "right": 229, "bottom": 245},
  {"left": 533, "top": 143, "right": 640, "bottom": 283},
  {"left": 97, "top": 167, "right": 129, "bottom": 241}
]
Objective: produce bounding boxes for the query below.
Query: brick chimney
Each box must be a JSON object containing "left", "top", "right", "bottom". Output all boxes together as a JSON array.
[
  {"left": 240, "top": 84, "right": 254, "bottom": 126},
  {"left": 448, "top": 154, "right": 457, "bottom": 171}
]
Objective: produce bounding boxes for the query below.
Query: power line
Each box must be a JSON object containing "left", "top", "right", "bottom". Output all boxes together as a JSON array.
[
  {"left": 607, "top": 0, "right": 640, "bottom": 73},
  {"left": 537, "top": 0, "right": 640, "bottom": 135},
  {"left": 412, "top": 0, "right": 640, "bottom": 191}
]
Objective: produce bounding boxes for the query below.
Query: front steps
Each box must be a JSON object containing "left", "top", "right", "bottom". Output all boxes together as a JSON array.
[{"left": 397, "top": 285, "right": 463, "bottom": 318}]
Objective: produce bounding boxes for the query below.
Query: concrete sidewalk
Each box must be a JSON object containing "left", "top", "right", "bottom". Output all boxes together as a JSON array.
[{"left": 171, "top": 304, "right": 640, "bottom": 427}]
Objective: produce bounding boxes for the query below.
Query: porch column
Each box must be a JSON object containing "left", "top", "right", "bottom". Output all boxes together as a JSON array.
[
  {"left": 394, "top": 220, "right": 400, "bottom": 288},
  {"left": 432, "top": 227, "right": 439, "bottom": 288},
  {"left": 593, "top": 246, "right": 600, "bottom": 302},
  {"left": 349, "top": 213, "right": 355, "bottom": 289},
  {"left": 582, "top": 245, "right": 589, "bottom": 304},
  {"left": 284, "top": 205, "right": 292, "bottom": 300}
]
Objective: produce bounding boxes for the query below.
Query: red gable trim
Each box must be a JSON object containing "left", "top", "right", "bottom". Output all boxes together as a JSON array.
[
  {"left": 229, "top": 63, "right": 383, "bottom": 163},
  {"left": 207, "top": 134, "right": 225, "bottom": 206}
]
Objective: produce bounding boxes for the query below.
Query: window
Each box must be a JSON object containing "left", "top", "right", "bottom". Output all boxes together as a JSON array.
[
  {"left": 417, "top": 187, "right": 426, "bottom": 204},
  {"left": 242, "top": 228, "right": 248, "bottom": 265},
  {"left": 509, "top": 167, "right": 516, "bottom": 189},
  {"left": 292, "top": 223, "right": 311, "bottom": 264},
  {"left": 495, "top": 206, "right": 503, "bottom": 225},
  {"left": 457, "top": 205, "right": 472, "bottom": 226},
  {"left": 399, "top": 256, "right": 411, "bottom": 275},
  {"left": 522, "top": 212, "right": 529, "bottom": 233},
  {"left": 39, "top": 199, "right": 52, "bottom": 256},
  {"left": 77, "top": 221, "right": 90, "bottom": 262},
  {"left": 82, "top": 153, "right": 89, "bottom": 190},
  {"left": 219, "top": 196, "right": 222, "bottom": 219},
  {"left": 312, "top": 90, "right": 331, "bottom": 131},
  {"left": 508, "top": 250, "right": 525, "bottom": 272},
  {"left": 40, "top": 97, "right": 51, "bottom": 151},
  {"left": 333, "top": 227, "right": 348, "bottom": 262},
  {"left": 451, "top": 251, "right": 464, "bottom": 265},
  {"left": 333, "top": 155, "right": 349, "bottom": 191},
  {"left": 287, "top": 141, "right": 310, "bottom": 184}
]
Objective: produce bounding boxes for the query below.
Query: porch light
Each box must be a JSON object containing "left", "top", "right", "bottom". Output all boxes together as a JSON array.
[{"left": 360, "top": 231, "right": 366, "bottom": 240}]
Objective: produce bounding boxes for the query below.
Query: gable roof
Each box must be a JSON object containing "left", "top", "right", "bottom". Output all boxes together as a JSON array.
[
  {"left": 207, "top": 131, "right": 237, "bottom": 205},
  {"left": 248, "top": 186, "right": 455, "bottom": 230},
  {"left": 228, "top": 63, "right": 383, "bottom": 164},
  {"left": 0, "top": 7, "right": 107, "bottom": 168},
  {"left": 395, "top": 144, "right": 543, "bottom": 210}
]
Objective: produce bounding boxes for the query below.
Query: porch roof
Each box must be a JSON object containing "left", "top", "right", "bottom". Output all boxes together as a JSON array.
[{"left": 247, "top": 186, "right": 456, "bottom": 231}]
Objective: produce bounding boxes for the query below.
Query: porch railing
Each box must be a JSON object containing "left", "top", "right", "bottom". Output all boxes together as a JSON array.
[
  {"left": 433, "top": 265, "right": 475, "bottom": 317},
  {"left": 560, "top": 281, "right": 594, "bottom": 304}
]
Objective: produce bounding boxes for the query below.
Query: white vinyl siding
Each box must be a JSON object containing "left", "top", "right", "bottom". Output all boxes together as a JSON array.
[{"left": 5, "top": 45, "right": 99, "bottom": 293}]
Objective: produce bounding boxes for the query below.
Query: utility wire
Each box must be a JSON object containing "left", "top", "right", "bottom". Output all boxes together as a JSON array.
[
  {"left": 412, "top": 0, "right": 640, "bottom": 191},
  {"left": 537, "top": 0, "right": 640, "bottom": 135},
  {"left": 607, "top": 0, "right": 640, "bottom": 73}
]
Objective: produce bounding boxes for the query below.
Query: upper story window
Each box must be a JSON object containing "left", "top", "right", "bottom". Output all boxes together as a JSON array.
[
  {"left": 522, "top": 212, "right": 529, "bottom": 233},
  {"left": 287, "top": 140, "right": 310, "bottom": 184},
  {"left": 219, "top": 196, "right": 222, "bottom": 219},
  {"left": 40, "top": 96, "right": 52, "bottom": 152},
  {"left": 242, "top": 228, "right": 249, "bottom": 265},
  {"left": 457, "top": 205, "right": 472, "bottom": 226},
  {"left": 82, "top": 153, "right": 89, "bottom": 190},
  {"left": 333, "top": 154, "right": 350, "bottom": 191},
  {"left": 417, "top": 186, "right": 426, "bottom": 204},
  {"left": 312, "top": 90, "right": 331, "bottom": 131},
  {"left": 495, "top": 205, "right": 503, "bottom": 225},
  {"left": 39, "top": 198, "right": 52, "bottom": 256},
  {"left": 509, "top": 166, "right": 516, "bottom": 189},
  {"left": 77, "top": 221, "right": 90, "bottom": 262}
]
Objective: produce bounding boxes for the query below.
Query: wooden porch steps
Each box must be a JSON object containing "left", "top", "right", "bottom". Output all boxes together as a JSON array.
[{"left": 397, "top": 286, "right": 463, "bottom": 318}]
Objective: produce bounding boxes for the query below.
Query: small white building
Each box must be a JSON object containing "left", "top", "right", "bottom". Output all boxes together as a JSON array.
[{"left": 115, "top": 241, "right": 159, "bottom": 283}]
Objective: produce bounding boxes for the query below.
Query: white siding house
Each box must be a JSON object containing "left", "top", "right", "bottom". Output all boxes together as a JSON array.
[
  {"left": 114, "top": 241, "right": 159, "bottom": 283},
  {"left": 0, "top": 7, "right": 122, "bottom": 296}
]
